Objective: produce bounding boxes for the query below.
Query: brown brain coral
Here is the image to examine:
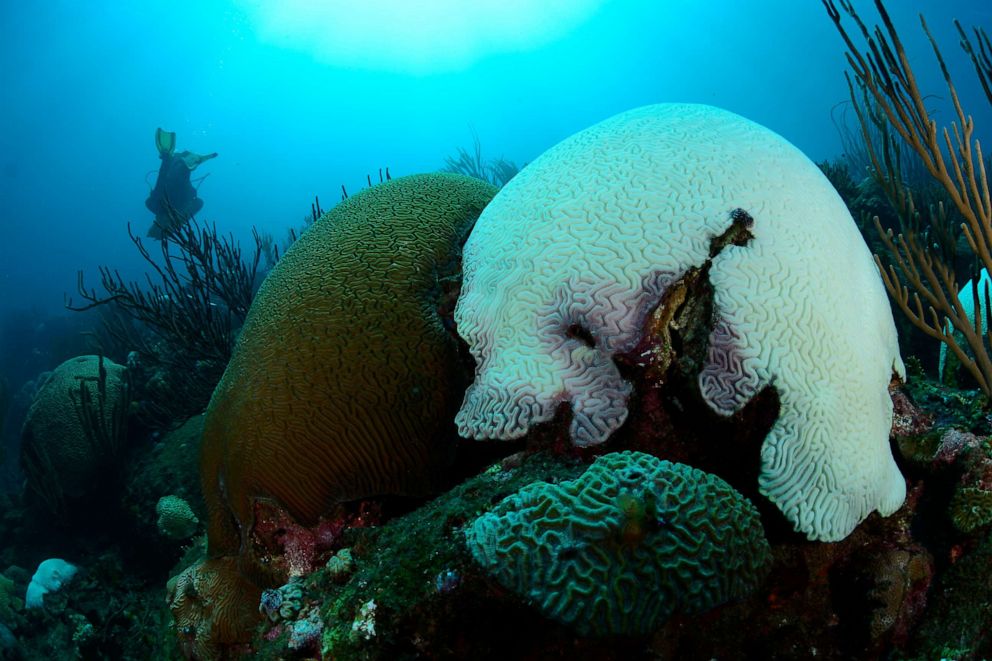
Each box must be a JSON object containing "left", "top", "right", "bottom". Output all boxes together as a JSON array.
[
  {"left": 168, "top": 558, "right": 260, "bottom": 660},
  {"left": 20, "top": 355, "right": 128, "bottom": 506},
  {"left": 200, "top": 172, "right": 497, "bottom": 557}
]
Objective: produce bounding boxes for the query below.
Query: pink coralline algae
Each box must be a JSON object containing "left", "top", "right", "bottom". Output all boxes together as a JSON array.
[
  {"left": 933, "top": 429, "right": 983, "bottom": 466},
  {"left": 251, "top": 501, "right": 319, "bottom": 578},
  {"left": 250, "top": 500, "right": 381, "bottom": 580},
  {"left": 889, "top": 387, "right": 934, "bottom": 439},
  {"left": 262, "top": 624, "right": 283, "bottom": 642}
]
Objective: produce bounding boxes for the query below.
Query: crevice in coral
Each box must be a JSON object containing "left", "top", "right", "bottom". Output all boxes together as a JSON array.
[
  {"left": 565, "top": 324, "right": 596, "bottom": 348},
  {"left": 600, "top": 208, "right": 788, "bottom": 537}
]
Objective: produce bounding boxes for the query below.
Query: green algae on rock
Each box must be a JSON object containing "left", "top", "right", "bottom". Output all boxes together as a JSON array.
[
  {"left": 263, "top": 451, "right": 589, "bottom": 660},
  {"left": 124, "top": 413, "right": 206, "bottom": 529}
]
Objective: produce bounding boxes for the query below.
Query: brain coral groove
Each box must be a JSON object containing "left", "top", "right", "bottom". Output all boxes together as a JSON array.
[
  {"left": 454, "top": 103, "right": 906, "bottom": 542},
  {"left": 200, "top": 173, "right": 497, "bottom": 560}
]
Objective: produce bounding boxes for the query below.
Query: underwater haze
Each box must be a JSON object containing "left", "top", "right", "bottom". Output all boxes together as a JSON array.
[{"left": 0, "top": 0, "right": 988, "bottom": 323}]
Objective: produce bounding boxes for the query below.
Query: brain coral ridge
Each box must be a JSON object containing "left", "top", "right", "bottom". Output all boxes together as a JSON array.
[
  {"left": 200, "top": 173, "right": 497, "bottom": 560},
  {"left": 464, "top": 451, "right": 771, "bottom": 636},
  {"left": 454, "top": 103, "right": 906, "bottom": 542}
]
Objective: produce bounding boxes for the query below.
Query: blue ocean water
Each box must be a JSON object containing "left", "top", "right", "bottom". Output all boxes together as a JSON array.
[{"left": 0, "top": 0, "right": 987, "bottom": 323}]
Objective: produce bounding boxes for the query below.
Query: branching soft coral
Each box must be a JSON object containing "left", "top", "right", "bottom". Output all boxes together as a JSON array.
[{"left": 826, "top": 0, "right": 992, "bottom": 397}]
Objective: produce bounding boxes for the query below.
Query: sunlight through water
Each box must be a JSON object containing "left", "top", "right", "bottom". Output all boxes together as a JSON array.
[{"left": 240, "top": 0, "right": 606, "bottom": 73}]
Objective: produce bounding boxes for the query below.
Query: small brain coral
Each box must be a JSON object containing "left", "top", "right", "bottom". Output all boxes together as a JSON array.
[
  {"left": 157, "top": 495, "right": 199, "bottom": 540},
  {"left": 454, "top": 103, "right": 906, "bottom": 542},
  {"left": 201, "top": 173, "right": 496, "bottom": 557},
  {"left": 20, "top": 355, "right": 128, "bottom": 503},
  {"left": 464, "top": 451, "right": 771, "bottom": 636}
]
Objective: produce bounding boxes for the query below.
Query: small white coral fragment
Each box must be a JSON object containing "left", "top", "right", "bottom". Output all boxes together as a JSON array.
[
  {"left": 351, "top": 599, "right": 377, "bottom": 641},
  {"left": 25, "top": 558, "right": 78, "bottom": 609}
]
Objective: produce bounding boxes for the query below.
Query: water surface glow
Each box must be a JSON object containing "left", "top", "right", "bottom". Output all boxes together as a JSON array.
[{"left": 242, "top": 0, "right": 606, "bottom": 72}]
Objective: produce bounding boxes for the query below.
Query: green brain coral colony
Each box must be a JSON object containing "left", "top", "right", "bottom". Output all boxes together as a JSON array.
[
  {"left": 20, "top": 355, "right": 128, "bottom": 503},
  {"left": 464, "top": 451, "right": 771, "bottom": 636}
]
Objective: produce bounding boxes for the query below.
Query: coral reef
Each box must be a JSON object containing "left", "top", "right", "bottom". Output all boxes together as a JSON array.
[
  {"left": 464, "top": 451, "right": 771, "bottom": 635},
  {"left": 25, "top": 558, "right": 78, "bottom": 609},
  {"left": 258, "top": 580, "right": 305, "bottom": 624},
  {"left": 178, "top": 173, "right": 497, "bottom": 656},
  {"left": 943, "top": 431, "right": 992, "bottom": 534},
  {"left": 323, "top": 548, "right": 353, "bottom": 580},
  {"left": 220, "top": 224, "right": 989, "bottom": 659},
  {"left": 2, "top": 550, "right": 180, "bottom": 659},
  {"left": 201, "top": 172, "right": 496, "bottom": 540},
  {"left": 910, "top": 530, "right": 992, "bottom": 657},
  {"left": 2, "top": 5, "right": 987, "bottom": 654},
  {"left": 454, "top": 103, "right": 904, "bottom": 542},
  {"left": 6, "top": 5, "right": 987, "bottom": 655},
  {"left": 123, "top": 413, "right": 206, "bottom": 534},
  {"left": 240, "top": 418, "right": 971, "bottom": 661},
  {"left": 167, "top": 557, "right": 260, "bottom": 660},
  {"left": 4, "top": 364, "right": 989, "bottom": 660},
  {"left": 287, "top": 607, "right": 323, "bottom": 652},
  {"left": 949, "top": 486, "right": 992, "bottom": 532},
  {"left": 68, "top": 220, "right": 263, "bottom": 431},
  {"left": 274, "top": 452, "right": 590, "bottom": 660}
]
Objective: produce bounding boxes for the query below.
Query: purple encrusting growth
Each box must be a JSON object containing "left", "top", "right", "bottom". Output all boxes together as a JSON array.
[{"left": 699, "top": 314, "right": 763, "bottom": 414}]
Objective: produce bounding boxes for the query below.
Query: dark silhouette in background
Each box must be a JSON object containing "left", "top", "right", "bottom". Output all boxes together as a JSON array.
[{"left": 144, "top": 128, "right": 217, "bottom": 240}]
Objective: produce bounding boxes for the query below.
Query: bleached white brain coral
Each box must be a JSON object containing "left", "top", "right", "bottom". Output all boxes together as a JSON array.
[{"left": 454, "top": 103, "right": 906, "bottom": 542}]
